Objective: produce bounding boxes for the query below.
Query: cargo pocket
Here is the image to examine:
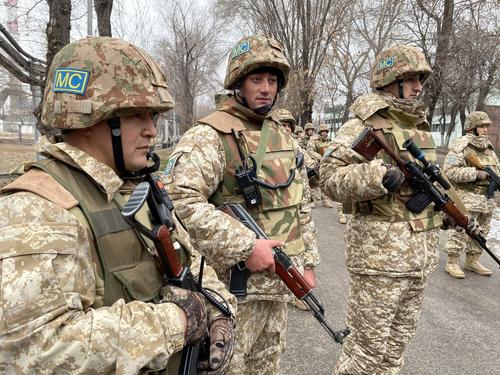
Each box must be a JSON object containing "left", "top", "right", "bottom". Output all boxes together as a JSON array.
[
  {"left": 0, "top": 224, "right": 77, "bottom": 331},
  {"left": 111, "top": 259, "right": 163, "bottom": 302}
]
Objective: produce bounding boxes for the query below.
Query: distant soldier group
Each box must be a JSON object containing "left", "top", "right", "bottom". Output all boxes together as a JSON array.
[{"left": 0, "top": 32, "right": 497, "bottom": 375}]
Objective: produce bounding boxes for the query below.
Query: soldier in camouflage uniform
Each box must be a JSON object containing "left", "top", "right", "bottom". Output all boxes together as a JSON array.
[
  {"left": 0, "top": 37, "right": 237, "bottom": 374},
  {"left": 443, "top": 111, "right": 499, "bottom": 278},
  {"left": 321, "top": 45, "right": 459, "bottom": 374},
  {"left": 274, "top": 108, "right": 296, "bottom": 135},
  {"left": 308, "top": 124, "right": 335, "bottom": 208},
  {"left": 294, "top": 125, "right": 304, "bottom": 139},
  {"left": 163, "top": 35, "right": 320, "bottom": 375},
  {"left": 301, "top": 122, "right": 315, "bottom": 149}
]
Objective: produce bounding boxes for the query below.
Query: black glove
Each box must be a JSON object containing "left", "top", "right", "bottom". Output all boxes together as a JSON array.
[
  {"left": 199, "top": 317, "right": 236, "bottom": 375},
  {"left": 382, "top": 164, "right": 405, "bottom": 192},
  {"left": 161, "top": 286, "right": 208, "bottom": 345}
]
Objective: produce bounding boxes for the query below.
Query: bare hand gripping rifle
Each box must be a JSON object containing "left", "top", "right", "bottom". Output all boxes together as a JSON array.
[
  {"left": 464, "top": 151, "right": 500, "bottom": 199},
  {"left": 219, "top": 202, "right": 350, "bottom": 344},
  {"left": 122, "top": 153, "right": 233, "bottom": 375},
  {"left": 351, "top": 127, "right": 500, "bottom": 268}
]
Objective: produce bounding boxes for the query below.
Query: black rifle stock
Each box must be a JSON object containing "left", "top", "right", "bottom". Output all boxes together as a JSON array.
[
  {"left": 219, "top": 203, "right": 350, "bottom": 344},
  {"left": 464, "top": 152, "right": 500, "bottom": 199},
  {"left": 122, "top": 154, "right": 232, "bottom": 375},
  {"left": 351, "top": 127, "right": 500, "bottom": 268}
]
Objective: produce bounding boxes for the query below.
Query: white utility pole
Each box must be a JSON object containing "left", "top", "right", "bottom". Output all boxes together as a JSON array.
[{"left": 87, "top": 0, "right": 93, "bottom": 36}]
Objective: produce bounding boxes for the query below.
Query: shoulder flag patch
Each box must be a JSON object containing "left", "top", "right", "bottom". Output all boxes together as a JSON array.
[{"left": 54, "top": 68, "right": 90, "bottom": 95}]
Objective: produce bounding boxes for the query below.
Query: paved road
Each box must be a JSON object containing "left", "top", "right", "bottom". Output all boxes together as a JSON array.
[{"left": 280, "top": 207, "right": 500, "bottom": 375}]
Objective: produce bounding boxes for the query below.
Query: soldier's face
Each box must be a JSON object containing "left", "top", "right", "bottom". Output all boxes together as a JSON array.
[
  {"left": 476, "top": 125, "right": 489, "bottom": 136},
  {"left": 119, "top": 112, "right": 158, "bottom": 172},
  {"left": 239, "top": 72, "right": 278, "bottom": 110},
  {"left": 384, "top": 73, "right": 423, "bottom": 100},
  {"left": 319, "top": 130, "right": 328, "bottom": 138},
  {"left": 72, "top": 113, "right": 157, "bottom": 174},
  {"left": 306, "top": 129, "right": 314, "bottom": 136},
  {"left": 296, "top": 131, "right": 303, "bottom": 137},
  {"left": 283, "top": 123, "right": 293, "bottom": 133}
]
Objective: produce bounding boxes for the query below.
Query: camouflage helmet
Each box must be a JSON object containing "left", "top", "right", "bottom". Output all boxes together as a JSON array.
[
  {"left": 318, "top": 123, "right": 329, "bottom": 133},
  {"left": 275, "top": 108, "right": 296, "bottom": 125},
  {"left": 465, "top": 111, "right": 492, "bottom": 131},
  {"left": 294, "top": 125, "right": 303, "bottom": 134},
  {"left": 370, "top": 45, "right": 432, "bottom": 89},
  {"left": 41, "top": 37, "right": 174, "bottom": 130},
  {"left": 224, "top": 35, "right": 290, "bottom": 90},
  {"left": 304, "top": 122, "right": 315, "bottom": 132}
]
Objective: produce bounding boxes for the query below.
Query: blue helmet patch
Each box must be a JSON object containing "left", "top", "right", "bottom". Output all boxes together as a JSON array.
[
  {"left": 378, "top": 57, "right": 396, "bottom": 71},
  {"left": 53, "top": 68, "right": 90, "bottom": 95},
  {"left": 231, "top": 40, "right": 250, "bottom": 60}
]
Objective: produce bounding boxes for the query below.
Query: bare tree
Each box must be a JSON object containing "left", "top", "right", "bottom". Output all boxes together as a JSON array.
[
  {"left": 95, "top": 0, "right": 113, "bottom": 36},
  {"left": 215, "top": 0, "right": 350, "bottom": 124},
  {"left": 45, "top": 0, "right": 71, "bottom": 70},
  {"left": 321, "top": 0, "right": 404, "bottom": 123},
  {"left": 157, "top": 0, "right": 227, "bottom": 133},
  {"left": 410, "top": 0, "right": 455, "bottom": 125}
]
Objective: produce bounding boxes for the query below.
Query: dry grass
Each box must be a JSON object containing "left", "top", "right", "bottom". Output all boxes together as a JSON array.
[{"left": 0, "top": 140, "right": 36, "bottom": 174}]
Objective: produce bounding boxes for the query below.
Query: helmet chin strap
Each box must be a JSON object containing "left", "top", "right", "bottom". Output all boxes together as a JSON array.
[
  {"left": 107, "top": 118, "right": 127, "bottom": 176},
  {"left": 398, "top": 80, "right": 405, "bottom": 99},
  {"left": 107, "top": 117, "right": 159, "bottom": 179}
]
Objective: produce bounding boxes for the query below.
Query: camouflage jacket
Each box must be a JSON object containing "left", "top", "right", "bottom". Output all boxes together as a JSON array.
[
  {"left": 299, "top": 134, "right": 311, "bottom": 149},
  {"left": 307, "top": 135, "right": 332, "bottom": 162},
  {"left": 0, "top": 138, "right": 235, "bottom": 374},
  {"left": 444, "top": 134, "right": 499, "bottom": 213},
  {"left": 164, "top": 98, "right": 319, "bottom": 302},
  {"left": 320, "top": 93, "right": 440, "bottom": 277}
]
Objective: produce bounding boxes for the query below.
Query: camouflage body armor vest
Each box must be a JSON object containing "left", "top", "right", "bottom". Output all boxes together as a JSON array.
[
  {"left": 354, "top": 114, "right": 443, "bottom": 232},
  {"left": 460, "top": 144, "right": 499, "bottom": 196},
  {"left": 199, "top": 109, "right": 305, "bottom": 298},
  {"left": 10, "top": 158, "right": 164, "bottom": 307}
]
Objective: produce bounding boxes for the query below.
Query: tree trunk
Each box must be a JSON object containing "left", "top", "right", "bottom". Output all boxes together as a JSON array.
[
  {"left": 475, "top": 61, "right": 498, "bottom": 111},
  {"left": 419, "top": 0, "right": 455, "bottom": 125},
  {"left": 445, "top": 102, "right": 460, "bottom": 148},
  {"left": 45, "top": 0, "right": 71, "bottom": 73},
  {"left": 95, "top": 0, "right": 113, "bottom": 37},
  {"left": 300, "top": 86, "right": 314, "bottom": 125},
  {"left": 36, "top": 0, "right": 71, "bottom": 126}
]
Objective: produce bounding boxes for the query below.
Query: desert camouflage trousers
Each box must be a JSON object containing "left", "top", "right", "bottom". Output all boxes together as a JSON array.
[
  {"left": 444, "top": 210, "right": 493, "bottom": 256},
  {"left": 334, "top": 274, "right": 429, "bottom": 375},
  {"left": 227, "top": 300, "right": 287, "bottom": 375}
]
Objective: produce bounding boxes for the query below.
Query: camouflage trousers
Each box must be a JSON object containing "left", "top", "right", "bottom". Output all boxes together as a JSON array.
[
  {"left": 444, "top": 210, "right": 493, "bottom": 256},
  {"left": 334, "top": 274, "right": 429, "bottom": 375},
  {"left": 227, "top": 300, "right": 287, "bottom": 375}
]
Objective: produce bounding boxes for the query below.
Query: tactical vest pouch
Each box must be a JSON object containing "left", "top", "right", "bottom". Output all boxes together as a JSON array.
[{"left": 111, "top": 259, "right": 163, "bottom": 302}]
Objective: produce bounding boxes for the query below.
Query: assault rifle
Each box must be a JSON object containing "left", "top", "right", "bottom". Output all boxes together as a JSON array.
[
  {"left": 219, "top": 202, "right": 350, "bottom": 344},
  {"left": 351, "top": 127, "right": 500, "bottom": 268},
  {"left": 122, "top": 153, "right": 232, "bottom": 375},
  {"left": 464, "top": 152, "right": 500, "bottom": 199}
]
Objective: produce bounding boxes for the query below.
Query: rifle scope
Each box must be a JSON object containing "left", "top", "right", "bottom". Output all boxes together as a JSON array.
[{"left": 403, "top": 139, "right": 451, "bottom": 190}]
